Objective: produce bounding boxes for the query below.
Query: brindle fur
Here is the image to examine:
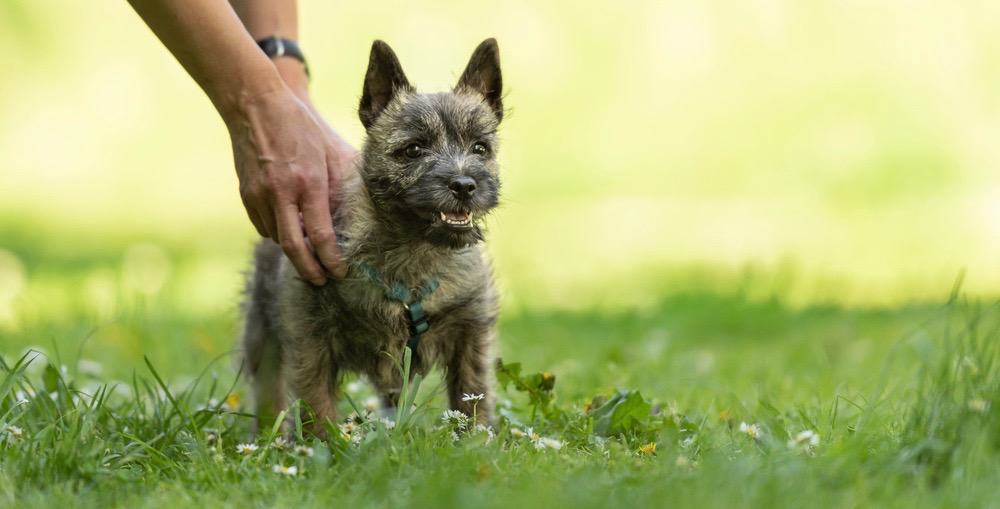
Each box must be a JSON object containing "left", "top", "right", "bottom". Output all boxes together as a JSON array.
[{"left": 240, "top": 39, "right": 504, "bottom": 436}]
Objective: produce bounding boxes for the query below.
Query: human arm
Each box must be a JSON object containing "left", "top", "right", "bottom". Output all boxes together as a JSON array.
[{"left": 127, "top": 0, "right": 353, "bottom": 283}]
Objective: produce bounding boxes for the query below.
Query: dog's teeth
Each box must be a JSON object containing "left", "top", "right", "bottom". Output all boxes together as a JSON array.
[{"left": 439, "top": 211, "right": 472, "bottom": 226}]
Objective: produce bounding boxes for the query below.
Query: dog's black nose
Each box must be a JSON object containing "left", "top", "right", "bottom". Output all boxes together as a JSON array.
[{"left": 448, "top": 176, "right": 477, "bottom": 199}]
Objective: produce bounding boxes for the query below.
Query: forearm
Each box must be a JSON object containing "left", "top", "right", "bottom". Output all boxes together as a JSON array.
[
  {"left": 230, "top": 0, "right": 309, "bottom": 100},
  {"left": 128, "top": 0, "right": 285, "bottom": 120}
]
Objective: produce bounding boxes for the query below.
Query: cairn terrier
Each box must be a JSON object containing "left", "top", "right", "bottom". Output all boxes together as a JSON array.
[{"left": 240, "top": 39, "right": 504, "bottom": 435}]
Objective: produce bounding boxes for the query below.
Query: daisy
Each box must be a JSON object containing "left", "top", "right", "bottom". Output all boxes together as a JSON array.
[
  {"left": 294, "top": 445, "right": 314, "bottom": 457},
  {"left": 474, "top": 424, "right": 495, "bottom": 443},
  {"left": 362, "top": 396, "right": 381, "bottom": 413},
  {"left": 235, "top": 443, "right": 258, "bottom": 455},
  {"left": 534, "top": 437, "right": 564, "bottom": 450},
  {"left": 461, "top": 393, "right": 485, "bottom": 402},
  {"left": 510, "top": 427, "right": 526, "bottom": 438},
  {"left": 525, "top": 427, "right": 540, "bottom": 442},
  {"left": 787, "top": 430, "right": 820, "bottom": 452},
  {"left": 4, "top": 425, "right": 24, "bottom": 444},
  {"left": 272, "top": 436, "right": 289, "bottom": 450},
  {"left": 271, "top": 464, "right": 298, "bottom": 476},
  {"left": 339, "top": 421, "right": 357, "bottom": 436},
  {"left": 441, "top": 409, "right": 469, "bottom": 430},
  {"left": 378, "top": 417, "right": 396, "bottom": 430},
  {"left": 739, "top": 422, "right": 762, "bottom": 440}
]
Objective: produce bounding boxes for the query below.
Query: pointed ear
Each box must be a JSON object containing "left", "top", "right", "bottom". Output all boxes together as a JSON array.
[
  {"left": 455, "top": 38, "right": 503, "bottom": 122},
  {"left": 359, "top": 40, "right": 412, "bottom": 130}
]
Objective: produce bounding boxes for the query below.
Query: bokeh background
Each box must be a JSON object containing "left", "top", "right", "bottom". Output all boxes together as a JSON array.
[{"left": 2, "top": 1, "right": 1000, "bottom": 348}]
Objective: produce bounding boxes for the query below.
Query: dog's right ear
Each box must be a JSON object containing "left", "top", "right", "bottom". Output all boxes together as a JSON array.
[{"left": 359, "top": 40, "right": 412, "bottom": 130}]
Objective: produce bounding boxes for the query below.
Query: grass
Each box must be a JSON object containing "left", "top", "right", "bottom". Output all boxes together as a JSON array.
[{"left": 2, "top": 280, "right": 1000, "bottom": 508}]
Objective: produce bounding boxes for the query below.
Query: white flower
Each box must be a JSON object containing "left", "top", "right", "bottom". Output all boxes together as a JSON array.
[
  {"left": 378, "top": 417, "right": 396, "bottom": 430},
  {"left": 345, "top": 380, "right": 364, "bottom": 394},
  {"left": 461, "top": 393, "right": 485, "bottom": 402},
  {"left": 474, "top": 424, "right": 495, "bottom": 443},
  {"left": 271, "top": 464, "right": 298, "bottom": 476},
  {"left": 294, "top": 445, "right": 314, "bottom": 457},
  {"left": 787, "top": 430, "right": 820, "bottom": 451},
  {"left": 534, "top": 437, "right": 564, "bottom": 450},
  {"left": 525, "top": 427, "right": 540, "bottom": 442},
  {"left": 362, "top": 396, "right": 381, "bottom": 413},
  {"left": 272, "top": 436, "right": 289, "bottom": 450},
  {"left": 339, "top": 421, "right": 357, "bottom": 436},
  {"left": 968, "top": 398, "right": 990, "bottom": 413},
  {"left": 235, "top": 443, "right": 258, "bottom": 455},
  {"left": 346, "top": 410, "right": 372, "bottom": 424},
  {"left": 441, "top": 409, "right": 469, "bottom": 430},
  {"left": 204, "top": 430, "right": 219, "bottom": 448},
  {"left": 4, "top": 425, "right": 24, "bottom": 443},
  {"left": 450, "top": 431, "right": 461, "bottom": 442},
  {"left": 739, "top": 422, "right": 762, "bottom": 440},
  {"left": 510, "top": 427, "right": 526, "bottom": 438},
  {"left": 680, "top": 436, "right": 696, "bottom": 449}
]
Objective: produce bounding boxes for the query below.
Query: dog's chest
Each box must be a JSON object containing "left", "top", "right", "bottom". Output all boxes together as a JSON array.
[{"left": 307, "top": 277, "right": 465, "bottom": 370}]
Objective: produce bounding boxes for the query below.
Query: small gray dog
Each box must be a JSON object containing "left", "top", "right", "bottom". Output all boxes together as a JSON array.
[{"left": 240, "top": 39, "right": 503, "bottom": 436}]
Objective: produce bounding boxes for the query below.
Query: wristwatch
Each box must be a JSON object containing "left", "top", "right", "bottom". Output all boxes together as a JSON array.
[{"left": 256, "top": 36, "right": 310, "bottom": 78}]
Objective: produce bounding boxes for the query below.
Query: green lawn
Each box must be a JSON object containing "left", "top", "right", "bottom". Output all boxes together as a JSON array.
[{"left": 2, "top": 254, "right": 998, "bottom": 508}]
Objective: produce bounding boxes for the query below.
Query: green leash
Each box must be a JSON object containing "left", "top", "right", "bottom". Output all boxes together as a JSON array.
[{"left": 352, "top": 261, "right": 440, "bottom": 358}]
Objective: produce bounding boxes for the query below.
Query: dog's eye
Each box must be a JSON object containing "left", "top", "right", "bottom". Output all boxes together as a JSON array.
[
  {"left": 403, "top": 144, "right": 423, "bottom": 159},
  {"left": 472, "top": 142, "right": 490, "bottom": 156}
]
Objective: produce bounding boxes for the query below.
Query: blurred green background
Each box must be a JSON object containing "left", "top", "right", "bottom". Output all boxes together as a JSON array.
[{"left": 2, "top": 0, "right": 1000, "bottom": 336}]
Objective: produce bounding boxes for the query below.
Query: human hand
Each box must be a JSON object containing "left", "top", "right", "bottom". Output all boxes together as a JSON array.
[{"left": 226, "top": 86, "right": 352, "bottom": 284}]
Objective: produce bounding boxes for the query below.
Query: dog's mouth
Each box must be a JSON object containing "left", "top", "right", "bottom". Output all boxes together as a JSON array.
[{"left": 438, "top": 210, "right": 473, "bottom": 228}]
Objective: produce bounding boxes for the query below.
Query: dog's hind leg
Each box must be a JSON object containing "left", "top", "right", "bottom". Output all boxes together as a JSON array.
[
  {"left": 241, "top": 241, "right": 288, "bottom": 436},
  {"left": 285, "top": 340, "right": 338, "bottom": 438}
]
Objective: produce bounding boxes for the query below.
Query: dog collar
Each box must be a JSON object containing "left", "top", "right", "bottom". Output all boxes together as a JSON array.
[{"left": 351, "top": 261, "right": 440, "bottom": 359}]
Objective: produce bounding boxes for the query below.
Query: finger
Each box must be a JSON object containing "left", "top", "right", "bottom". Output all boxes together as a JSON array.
[
  {"left": 301, "top": 181, "right": 347, "bottom": 279},
  {"left": 258, "top": 200, "right": 279, "bottom": 240},
  {"left": 275, "top": 199, "right": 327, "bottom": 286},
  {"left": 247, "top": 208, "right": 269, "bottom": 238},
  {"left": 241, "top": 195, "right": 269, "bottom": 238}
]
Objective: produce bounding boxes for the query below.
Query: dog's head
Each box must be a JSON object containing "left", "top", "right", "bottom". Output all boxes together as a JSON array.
[{"left": 358, "top": 39, "right": 503, "bottom": 249}]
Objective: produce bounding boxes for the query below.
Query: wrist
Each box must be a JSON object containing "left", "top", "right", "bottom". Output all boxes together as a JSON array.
[
  {"left": 273, "top": 58, "right": 311, "bottom": 103},
  {"left": 211, "top": 57, "right": 287, "bottom": 125}
]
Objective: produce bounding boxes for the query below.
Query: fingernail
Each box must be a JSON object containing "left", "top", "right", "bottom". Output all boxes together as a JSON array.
[
  {"left": 312, "top": 277, "right": 327, "bottom": 286},
  {"left": 332, "top": 264, "right": 349, "bottom": 279}
]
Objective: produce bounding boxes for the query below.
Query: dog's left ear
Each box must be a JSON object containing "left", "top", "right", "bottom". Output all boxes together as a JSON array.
[{"left": 455, "top": 38, "right": 503, "bottom": 122}]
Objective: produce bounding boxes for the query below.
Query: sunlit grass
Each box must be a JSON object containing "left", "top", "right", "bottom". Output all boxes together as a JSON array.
[{"left": 2, "top": 286, "right": 1000, "bottom": 508}]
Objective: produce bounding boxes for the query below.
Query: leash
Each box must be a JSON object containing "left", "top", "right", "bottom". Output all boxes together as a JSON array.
[{"left": 351, "top": 261, "right": 440, "bottom": 360}]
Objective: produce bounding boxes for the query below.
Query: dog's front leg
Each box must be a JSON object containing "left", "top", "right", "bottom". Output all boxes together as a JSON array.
[{"left": 446, "top": 326, "right": 495, "bottom": 425}]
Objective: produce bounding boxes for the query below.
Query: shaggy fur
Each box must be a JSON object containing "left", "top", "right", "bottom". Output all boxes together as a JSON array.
[{"left": 240, "top": 39, "right": 504, "bottom": 435}]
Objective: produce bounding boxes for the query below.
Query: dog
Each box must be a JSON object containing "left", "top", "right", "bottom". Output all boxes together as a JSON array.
[{"left": 240, "top": 39, "right": 504, "bottom": 436}]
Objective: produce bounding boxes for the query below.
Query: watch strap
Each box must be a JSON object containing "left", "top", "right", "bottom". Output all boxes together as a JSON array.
[{"left": 256, "top": 36, "right": 310, "bottom": 78}]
